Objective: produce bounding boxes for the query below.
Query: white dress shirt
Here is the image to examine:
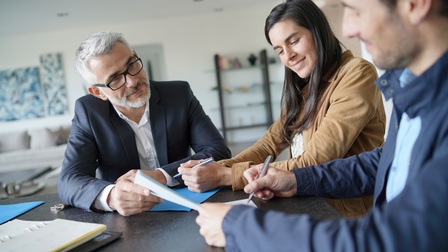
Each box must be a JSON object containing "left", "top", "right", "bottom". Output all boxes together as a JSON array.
[{"left": 94, "top": 103, "right": 179, "bottom": 211}]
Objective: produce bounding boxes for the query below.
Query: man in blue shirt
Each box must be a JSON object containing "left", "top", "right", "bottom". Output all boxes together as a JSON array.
[{"left": 196, "top": 0, "right": 448, "bottom": 251}]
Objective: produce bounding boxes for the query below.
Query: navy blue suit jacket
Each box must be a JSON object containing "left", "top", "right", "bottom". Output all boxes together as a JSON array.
[{"left": 58, "top": 80, "right": 230, "bottom": 210}]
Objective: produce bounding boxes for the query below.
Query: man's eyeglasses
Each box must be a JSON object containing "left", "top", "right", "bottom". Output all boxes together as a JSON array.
[{"left": 93, "top": 57, "right": 144, "bottom": 91}]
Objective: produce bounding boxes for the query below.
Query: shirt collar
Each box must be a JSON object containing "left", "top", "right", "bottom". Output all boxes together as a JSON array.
[
  {"left": 113, "top": 102, "right": 150, "bottom": 124},
  {"left": 399, "top": 68, "right": 416, "bottom": 88},
  {"left": 376, "top": 50, "right": 448, "bottom": 118}
]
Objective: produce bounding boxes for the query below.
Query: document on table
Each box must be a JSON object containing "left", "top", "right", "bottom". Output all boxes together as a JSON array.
[
  {"left": 225, "top": 199, "right": 257, "bottom": 207},
  {"left": 135, "top": 170, "right": 206, "bottom": 211},
  {"left": 149, "top": 186, "right": 222, "bottom": 211},
  {"left": 134, "top": 170, "right": 257, "bottom": 211}
]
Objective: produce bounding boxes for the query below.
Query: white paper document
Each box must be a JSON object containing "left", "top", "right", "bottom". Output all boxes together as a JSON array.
[
  {"left": 134, "top": 170, "right": 258, "bottom": 210},
  {"left": 134, "top": 170, "right": 199, "bottom": 211},
  {"left": 225, "top": 199, "right": 257, "bottom": 207}
]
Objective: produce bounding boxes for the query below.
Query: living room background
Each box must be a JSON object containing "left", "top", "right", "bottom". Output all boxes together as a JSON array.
[{"left": 0, "top": 1, "right": 364, "bottom": 142}]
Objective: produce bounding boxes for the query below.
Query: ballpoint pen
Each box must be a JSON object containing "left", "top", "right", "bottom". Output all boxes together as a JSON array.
[
  {"left": 173, "top": 157, "right": 214, "bottom": 178},
  {"left": 247, "top": 155, "right": 273, "bottom": 204}
]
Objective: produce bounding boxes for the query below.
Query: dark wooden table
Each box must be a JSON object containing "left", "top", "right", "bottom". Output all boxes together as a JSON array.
[{"left": 1, "top": 187, "right": 341, "bottom": 251}]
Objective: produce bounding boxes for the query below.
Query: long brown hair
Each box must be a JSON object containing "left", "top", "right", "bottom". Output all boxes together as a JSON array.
[{"left": 264, "top": 0, "right": 342, "bottom": 144}]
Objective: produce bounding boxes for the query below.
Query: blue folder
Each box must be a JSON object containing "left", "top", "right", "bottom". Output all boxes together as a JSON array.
[
  {"left": 0, "top": 201, "right": 44, "bottom": 224},
  {"left": 149, "top": 187, "right": 222, "bottom": 212}
]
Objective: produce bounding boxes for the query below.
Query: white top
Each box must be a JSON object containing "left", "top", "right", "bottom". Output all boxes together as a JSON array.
[{"left": 291, "top": 132, "right": 304, "bottom": 158}]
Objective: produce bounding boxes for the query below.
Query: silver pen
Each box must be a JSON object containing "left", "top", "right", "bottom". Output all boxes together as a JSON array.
[
  {"left": 173, "top": 157, "right": 214, "bottom": 178},
  {"left": 247, "top": 155, "right": 273, "bottom": 204}
]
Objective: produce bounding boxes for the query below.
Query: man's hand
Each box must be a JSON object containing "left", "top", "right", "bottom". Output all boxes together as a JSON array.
[
  {"left": 116, "top": 169, "right": 167, "bottom": 185},
  {"left": 178, "top": 160, "right": 231, "bottom": 192},
  {"left": 196, "top": 202, "right": 233, "bottom": 247},
  {"left": 243, "top": 165, "right": 297, "bottom": 200},
  {"left": 107, "top": 169, "right": 165, "bottom": 216}
]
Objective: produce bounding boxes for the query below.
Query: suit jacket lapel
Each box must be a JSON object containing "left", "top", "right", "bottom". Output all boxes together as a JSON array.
[
  {"left": 149, "top": 83, "right": 168, "bottom": 165},
  {"left": 109, "top": 104, "right": 141, "bottom": 169}
]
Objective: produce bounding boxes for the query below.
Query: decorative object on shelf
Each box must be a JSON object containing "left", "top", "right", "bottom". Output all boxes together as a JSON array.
[
  {"left": 248, "top": 53, "right": 257, "bottom": 66},
  {"left": 232, "top": 58, "right": 242, "bottom": 68},
  {"left": 223, "top": 86, "right": 233, "bottom": 94},
  {"left": 251, "top": 116, "right": 256, "bottom": 124},
  {"left": 237, "top": 85, "right": 249, "bottom": 92},
  {"left": 218, "top": 55, "right": 232, "bottom": 70}
]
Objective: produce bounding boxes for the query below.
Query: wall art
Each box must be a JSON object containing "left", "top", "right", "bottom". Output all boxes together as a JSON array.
[
  {"left": 39, "top": 53, "right": 68, "bottom": 116},
  {"left": 0, "top": 52, "right": 68, "bottom": 122},
  {"left": 0, "top": 67, "right": 45, "bottom": 121}
]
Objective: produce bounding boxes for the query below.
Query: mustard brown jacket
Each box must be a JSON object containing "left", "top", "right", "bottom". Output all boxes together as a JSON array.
[{"left": 220, "top": 51, "right": 386, "bottom": 217}]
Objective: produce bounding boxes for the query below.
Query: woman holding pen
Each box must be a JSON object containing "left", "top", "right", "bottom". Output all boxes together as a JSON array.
[{"left": 178, "top": 0, "right": 385, "bottom": 218}]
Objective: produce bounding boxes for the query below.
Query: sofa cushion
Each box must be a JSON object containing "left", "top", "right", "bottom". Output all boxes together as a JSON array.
[
  {"left": 0, "top": 144, "right": 67, "bottom": 172},
  {"left": 29, "top": 128, "right": 60, "bottom": 149},
  {"left": 58, "top": 125, "right": 71, "bottom": 145},
  {"left": 0, "top": 131, "right": 30, "bottom": 153}
]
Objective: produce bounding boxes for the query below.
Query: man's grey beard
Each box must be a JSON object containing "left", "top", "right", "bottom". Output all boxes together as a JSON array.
[{"left": 103, "top": 84, "right": 151, "bottom": 108}]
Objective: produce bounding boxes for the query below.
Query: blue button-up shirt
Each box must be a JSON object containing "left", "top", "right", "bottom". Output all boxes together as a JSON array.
[{"left": 386, "top": 69, "right": 420, "bottom": 201}]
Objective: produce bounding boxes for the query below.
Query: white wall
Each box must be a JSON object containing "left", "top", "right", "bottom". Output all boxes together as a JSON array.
[
  {"left": 0, "top": 2, "right": 276, "bottom": 134},
  {"left": 0, "top": 2, "right": 364, "bottom": 142}
]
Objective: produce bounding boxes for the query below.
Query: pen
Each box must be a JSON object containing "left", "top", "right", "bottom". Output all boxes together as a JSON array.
[
  {"left": 173, "top": 157, "right": 214, "bottom": 178},
  {"left": 247, "top": 155, "right": 273, "bottom": 204}
]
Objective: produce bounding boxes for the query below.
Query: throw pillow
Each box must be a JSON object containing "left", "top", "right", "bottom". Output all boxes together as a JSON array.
[
  {"left": 0, "top": 130, "right": 30, "bottom": 153},
  {"left": 57, "top": 125, "right": 72, "bottom": 145},
  {"left": 29, "top": 128, "right": 60, "bottom": 149}
]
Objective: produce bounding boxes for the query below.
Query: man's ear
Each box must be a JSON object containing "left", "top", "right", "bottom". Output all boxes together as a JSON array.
[
  {"left": 88, "top": 86, "right": 108, "bottom": 101},
  {"left": 406, "top": 0, "right": 432, "bottom": 25}
]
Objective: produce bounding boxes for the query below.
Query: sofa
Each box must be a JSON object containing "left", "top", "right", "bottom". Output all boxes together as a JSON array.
[{"left": 0, "top": 125, "right": 71, "bottom": 173}]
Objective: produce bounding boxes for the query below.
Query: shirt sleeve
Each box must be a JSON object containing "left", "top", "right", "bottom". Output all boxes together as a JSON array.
[
  {"left": 157, "top": 168, "right": 180, "bottom": 187},
  {"left": 93, "top": 184, "right": 115, "bottom": 212}
]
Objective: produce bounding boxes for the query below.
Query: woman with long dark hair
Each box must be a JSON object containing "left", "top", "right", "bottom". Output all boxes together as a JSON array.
[{"left": 180, "top": 0, "right": 385, "bottom": 217}]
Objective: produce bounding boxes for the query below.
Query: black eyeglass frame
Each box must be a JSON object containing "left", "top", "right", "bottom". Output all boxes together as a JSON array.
[{"left": 93, "top": 57, "right": 143, "bottom": 91}]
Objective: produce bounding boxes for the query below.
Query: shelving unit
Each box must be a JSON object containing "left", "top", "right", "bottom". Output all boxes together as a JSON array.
[{"left": 213, "top": 49, "right": 276, "bottom": 143}]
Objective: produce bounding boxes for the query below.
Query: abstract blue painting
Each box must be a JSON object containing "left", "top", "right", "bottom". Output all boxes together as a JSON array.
[
  {"left": 0, "top": 52, "right": 68, "bottom": 121},
  {"left": 39, "top": 53, "right": 68, "bottom": 116},
  {"left": 0, "top": 67, "right": 45, "bottom": 121}
]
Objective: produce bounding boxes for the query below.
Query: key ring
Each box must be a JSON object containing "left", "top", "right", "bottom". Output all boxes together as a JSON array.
[{"left": 50, "top": 203, "right": 66, "bottom": 214}]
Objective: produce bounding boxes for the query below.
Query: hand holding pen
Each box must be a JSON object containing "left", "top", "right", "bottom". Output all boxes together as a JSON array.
[
  {"left": 243, "top": 160, "right": 298, "bottom": 201},
  {"left": 178, "top": 157, "right": 230, "bottom": 193},
  {"left": 246, "top": 155, "right": 273, "bottom": 204},
  {"left": 174, "top": 157, "right": 214, "bottom": 178}
]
